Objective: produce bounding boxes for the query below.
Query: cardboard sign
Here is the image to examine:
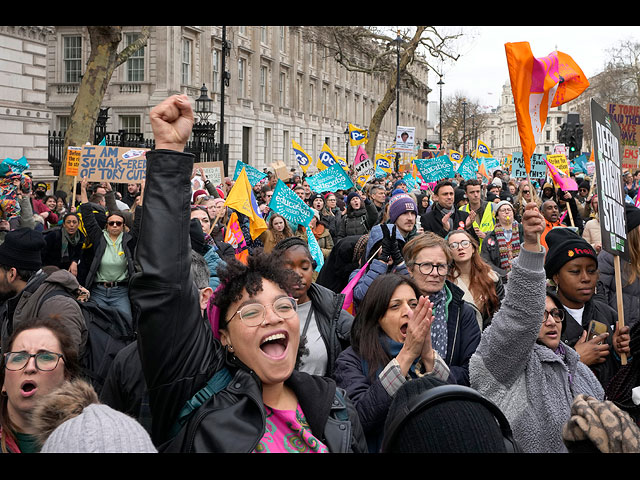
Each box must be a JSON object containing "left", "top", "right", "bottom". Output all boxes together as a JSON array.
[
  {"left": 195, "top": 161, "right": 225, "bottom": 186},
  {"left": 592, "top": 99, "right": 629, "bottom": 261},
  {"left": 65, "top": 146, "right": 82, "bottom": 177},
  {"left": 511, "top": 152, "right": 547, "bottom": 181},
  {"left": 395, "top": 126, "right": 415, "bottom": 153},
  {"left": 270, "top": 161, "right": 289, "bottom": 181},
  {"left": 78, "top": 145, "right": 149, "bottom": 183},
  {"left": 608, "top": 103, "right": 640, "bottom": 147}
]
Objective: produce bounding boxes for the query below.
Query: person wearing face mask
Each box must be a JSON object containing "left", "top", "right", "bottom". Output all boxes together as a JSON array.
[
  {"left": 469, "top": 203, "right": 605, "bottom": 453},
  {"left": 128, "top": 94, "right": 367, "bottom": 453},
  {"left": 544, "top": 227, "right": 630, "bottom": 388}
]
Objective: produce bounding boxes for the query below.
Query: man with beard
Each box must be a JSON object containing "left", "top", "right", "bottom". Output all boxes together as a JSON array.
[
  {"left": 0, "top": 228, "right": 86, "bottom": 356},
  {"left": 420, "top": 180, "right": 477, "bottom": 241},
  {"left": 540, "top": 199, "right": 567, "bottom": 250}
]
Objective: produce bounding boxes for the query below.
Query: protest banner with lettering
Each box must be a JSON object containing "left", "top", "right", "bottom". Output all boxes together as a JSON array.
[
  {"left": 395, "top": 126, "right": 415, "bottom": 153},
  {"left": 402, "top": 173, "right": 418, "bottom": 190},
  {"left": 305, "top": 163, "right": 354, "bottom": 193},
  {"left": 457, "top": 155, "right": 478, "bottom": 180},
  {"left": 232, "top": 160, "right": 267, "bottom": 186},
  {"left": 78, "top": 145, "right": 149, "bottom": 183},
  {"left": 511, "top": 152, "right": 546, "bottom": 181},
  {"left": 414, "top": 156, "right": 454, "bottom": 183},
  {"left": 194, "top": 161, "right": 225, "bottom": 186},
  {"left": 592, "top": 99, "right": 629, "bottom": 261},
  {"left": 65, "top": 147, "right": 81, "bottom": 177},
  {"left": 270, "top": 179, "right": 314, "bottom": 228},
  {"left": 622, "top": 146, "right": 639, "bottom": 171},
  {"left": 607, "top": 102, "right": 640, "bottom": 147}
]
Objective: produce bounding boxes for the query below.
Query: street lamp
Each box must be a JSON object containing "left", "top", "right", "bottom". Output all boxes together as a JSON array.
[
  {"left": 462, "top": 100, "right": 467, "bottom": 156},
  {"left": 343, "top": 125, "right": 350, "bottom": 164},
  {"left": 437, "top": 76, "right": 444, "bottom": 149},
  {"left": 195, "top": 84, "right": 213, "bottom": 122}
]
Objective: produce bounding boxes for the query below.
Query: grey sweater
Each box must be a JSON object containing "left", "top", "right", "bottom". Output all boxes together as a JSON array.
[{"left": 469, "top": 247, "right": 604, "bottom": 453}]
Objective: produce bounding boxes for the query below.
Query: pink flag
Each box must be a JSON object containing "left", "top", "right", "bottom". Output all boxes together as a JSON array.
[
  {"left": 354, "top": 145, "right": 368, "bottom": 166},
  {"left": 341, "top": 258, "right": 372, "bottom": 315},
  {"left": 544, "top": 158, "right": 578, "bottom": 191}
]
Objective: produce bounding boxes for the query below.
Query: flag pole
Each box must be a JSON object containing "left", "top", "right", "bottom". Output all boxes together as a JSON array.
[{"left": 613, "top": 254, "right": 628, "bottom": 365}]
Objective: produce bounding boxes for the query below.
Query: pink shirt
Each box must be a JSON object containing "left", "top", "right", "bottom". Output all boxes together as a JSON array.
[{"left": 253, "top": 404, "right": 328, "bottom": 453}]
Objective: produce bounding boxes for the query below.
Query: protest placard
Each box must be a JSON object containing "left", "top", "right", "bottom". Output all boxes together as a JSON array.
[
  {"left": 607, "top": 102, "right": 640, "bottom": 147},
  {"left": 65, "top": 147, "right": 82, "bottom": 177},
  {"left": 77, "top": 145, "right": 149, "bottom": 183},
  {"left": 414, "top": 156, "right": 454, "bottom": 183},
  {"left": 194, "top": 161, "right": 225, "bottom": 186},
  {"left": 305, "top": 163, "right": 354, "bottom": 192},
  {"left": 592, "top": 99, "right": 629, "bottom": 261},
  {"left": 511, "top": 152, "right": 546, "bottom": 181},
  {"left": 395, "top": 126, "right": 415, "bottom": 153},
  {"left": 457, "top": 155, "right": 478, "bottom": 180},
  {"left": 232, "top": 160, "right": 266, "bottom": 186},
  {"left": 270, "top": 179, "right": 314, "bottom": 228}
]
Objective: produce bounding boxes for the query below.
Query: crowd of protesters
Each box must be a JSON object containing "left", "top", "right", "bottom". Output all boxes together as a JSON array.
[{"left": 0, "top": 93, "right": 639, "bottom": 454}]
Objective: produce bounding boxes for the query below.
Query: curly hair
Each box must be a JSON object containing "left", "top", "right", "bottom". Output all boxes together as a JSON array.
[{"left": 212, "top": 252, "right": 298, "bottom": 330}]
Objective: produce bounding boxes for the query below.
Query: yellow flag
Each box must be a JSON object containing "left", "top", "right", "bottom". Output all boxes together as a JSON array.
[
  {"left": 224, "top": 167, "right": 267, "bottom": 240},
  {"left": 348, "top": 124, "right": 368, "bottom": 147}
]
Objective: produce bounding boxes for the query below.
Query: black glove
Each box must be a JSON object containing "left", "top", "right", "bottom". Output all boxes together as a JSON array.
[
  {"left": 389, "top": 225, "right": 404, "bottom": 266},
  {"left": 380, "top": 224, "right": 393, "bottom": 262}
]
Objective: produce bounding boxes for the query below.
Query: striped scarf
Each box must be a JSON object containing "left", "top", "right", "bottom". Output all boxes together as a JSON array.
[{"left": 494, "top": 221, "right": 520, "bottom": 271}]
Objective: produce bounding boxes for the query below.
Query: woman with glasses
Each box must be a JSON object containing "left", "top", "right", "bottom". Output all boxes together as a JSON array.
[
  {"left": 79, "top": 178, "right": 137, "bottom": 325},
  {"left": 482, "top": 201, "right": 524, "bottom": 284},
  {"left": 320, "top": 192, "right": 342, "bottom": 241},
  {"left": 470, "top": 204, "right": 605, "bottom": 453},
  {"left": 446, "top": 230, "right": 503, "bottom": 331},
  {"left": 334, "top": 273, "right": 450, "bottom": 453},
  {"left": 0, "top": 315, "right": 82, "bottom": 452},
  {"left": 130, "top": 94, "right": 367, "bottom": 453},
  {"left": 401, "top": 232, "right": 481, "bottom": 386},
  {"left": 544, "top": 227, "right": 630, "bottom": 388},
  {"left": 514, "top": 180, "right": 541, "bottom": 222}
]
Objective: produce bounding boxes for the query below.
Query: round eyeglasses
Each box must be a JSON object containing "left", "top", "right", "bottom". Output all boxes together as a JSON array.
[
  {"left": 448, "top": 240, "right": 471, "bottom": 250},
  {"left": 414, "top": 262, "right": 450, "bottom": 276},
  {"left": 543, "top": 309, "right": 565, "bottom": 323},
  {"left": 3, "top": 351, "right": 65, "bottom": 371},
  {"left": 230, "top": 296, "right": 298, "bottom": 327}
]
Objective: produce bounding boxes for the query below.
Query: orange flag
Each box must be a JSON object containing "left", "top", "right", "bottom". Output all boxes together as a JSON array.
[{"left": 505, "top": 42, "right": 589, "bottom": 174}]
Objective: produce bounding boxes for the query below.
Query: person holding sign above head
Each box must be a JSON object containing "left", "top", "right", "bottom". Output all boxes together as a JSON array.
[
  {"left": 79, "top": 177, "right": 137, "bottom": 326},
  {"left": 596, "top": 204, "right": 640, "bottom": 330}
]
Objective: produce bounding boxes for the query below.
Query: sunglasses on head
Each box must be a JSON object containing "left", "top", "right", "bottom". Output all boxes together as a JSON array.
[{"left": 108, "top": 220, "right": 123, "bottom": 227}]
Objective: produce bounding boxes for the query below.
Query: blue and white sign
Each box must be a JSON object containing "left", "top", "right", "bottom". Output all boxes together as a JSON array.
[
  {"left": 305, "top": 163, "right": 354, "bottom": 193},
  {"left": 457, "top": 155, "right": 478, "bottom": 180},
  {"left": 511, "top": 152, "right": 547, "bottom": 181},
  {"left": 414, "top": 156, "right": 455, "bottom": 183},
  {"left": 233, "top": 160, "right": 267, "bottom": 186},
  {"left": 270, "top": 179, "right": 315, "bottom": 228},
  {"left": 307, "top": 232, "right": 325, "bottom": 272}
]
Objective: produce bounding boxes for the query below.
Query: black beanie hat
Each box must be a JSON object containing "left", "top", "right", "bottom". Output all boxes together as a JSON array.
[
  {"left": 382, "top": 376, "right": 511, "bottom": 453},
  {"left": 625, "top": 204, "right": 640, "bottom": 233},
  {"left": 0, "top": 227, "right": 46, "bottom": 271},
  {"left": 544, "top": 227, "right": 597, "bottom": 279}
]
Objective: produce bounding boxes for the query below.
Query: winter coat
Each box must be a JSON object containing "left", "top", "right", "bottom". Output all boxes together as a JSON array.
[
  {"left": 78, "top": 202, "right": 138, "bottom": 290},
  {"left": 420, "top": 202, "right": 477, "bottom": 241},
  {"left": 41, "top": 226, "right": 86, "bottom": 271},
  {"left": 0, "top": 269, "right": 86, "bottom": 356},
  {"left": 596, "top": 249, "right": 640, "bottom": 329},
  {"left": 312, "top": 225, "right": 334, "bottom": 259},
  {"left": 481, "top": 223, "right": 524, "bottom": 283},
  {"left": 582, "top": 217, "right": 602, "bottom": 250},
  {"left": 469, "top": 247, "right": 605, "bottom": 453},
  {"left": 547, "top": 289, "right": 622, "bottom": 389},
  {"left": 336, "top": 201, "right": 378, "bottom": 239},
  {"left": 129, "top": 149, "right": 367, "bottom": 452}
]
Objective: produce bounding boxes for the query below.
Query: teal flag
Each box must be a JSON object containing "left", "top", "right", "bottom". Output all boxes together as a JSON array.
[
  {"left": 414, "top": 156, "right": 454, "bottom": 183},
  {"left": 457, "top": 155, "right": 478, "bottom": 180},
  {"left": 233, "top": 160, "right": 267, "bottom": 186},
  {"left": 270, "top": 179, "right": 315, "bottom": 228},
  {"left": 305, "top": 163, "right": 354, "bottom": 193}
]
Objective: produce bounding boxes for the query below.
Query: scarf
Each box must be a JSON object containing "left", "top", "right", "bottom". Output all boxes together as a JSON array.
[
  {"left": 362, "top": 333, "right": 421, "bottom": 378},
  {"left": 494, "top": 221, "right": 520, "bottom": 271},
  {"left": 429, "top": 287, "right": 449, "bottom": 359},
  {"left": 60, "top": 228, "right": 82, "bottom": 264}
]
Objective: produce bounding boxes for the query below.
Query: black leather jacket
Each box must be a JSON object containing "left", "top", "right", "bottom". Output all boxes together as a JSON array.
[{"left": 129, "top": 149, "right": 367, "bottom": 452}]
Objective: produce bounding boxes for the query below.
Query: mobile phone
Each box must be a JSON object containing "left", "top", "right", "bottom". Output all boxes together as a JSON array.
[{"left": 587, "top": 320, "right": 608, "bottom": 341}]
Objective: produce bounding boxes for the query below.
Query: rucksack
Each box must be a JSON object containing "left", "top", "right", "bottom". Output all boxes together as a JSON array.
[{"left": 37, "top": 289, "right": 137, "bottom": 395}]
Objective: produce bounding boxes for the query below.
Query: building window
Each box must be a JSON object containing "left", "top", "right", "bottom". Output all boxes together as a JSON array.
[
  {"left": 58, "top": 116, "right": 70, "bottom": 134},
  {"left": 182, "top": 38, "right": 192, "bottom": 85},
  {"left": 279, "top": 27, "right": 286, "bottom": 53},
  {"left": 260, "top": 65, "right": 268, "bottom": 103},
  {"left": 279, "top": 72, "right": 286, "bottom": 107},
  {"left": 238, "top": 58, "right": 246, "bottom": 98},
  {"left": 261, "top": 26, "right": 267, "bottom": 44},
  {"left": 121, "top": 115, "right": 141, "bottom": 133},
  {"left": 212, "top": 49, "right": 220, "bottom": 93},
  {"left": 125, "top": 33, "right": 145, "bottom": 82},
  {"left": 308, "top": 83, "right": 315, "bottom": 113},
  {"left": 63, "top": 35, "right": 82, "bottom": 83},
  {"left": 264, "top": 127, "right": 272, "bottom": 164}
]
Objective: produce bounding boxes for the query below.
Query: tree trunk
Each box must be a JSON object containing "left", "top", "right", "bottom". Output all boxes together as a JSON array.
[
  {"left": 57, "top": 26, "right": 150, "bottom": 195},
  {"left": 365, "top": 27, "right": 426, "bottom": 160}
]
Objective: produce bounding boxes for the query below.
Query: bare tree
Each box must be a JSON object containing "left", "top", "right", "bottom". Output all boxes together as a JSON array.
[
  {"left": 300, "top": 26, "right": 461, "bottom": 158},
  {"left": 441, "top": 93, "right": 488, "bottom": 154},
  {"left": 57, "top": 26, "right": 151, "bottom": 194}
]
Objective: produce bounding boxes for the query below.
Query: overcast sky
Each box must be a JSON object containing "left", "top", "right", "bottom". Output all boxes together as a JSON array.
[{"left": 426, "top": 26, "right": 639, "bottom": 110}]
